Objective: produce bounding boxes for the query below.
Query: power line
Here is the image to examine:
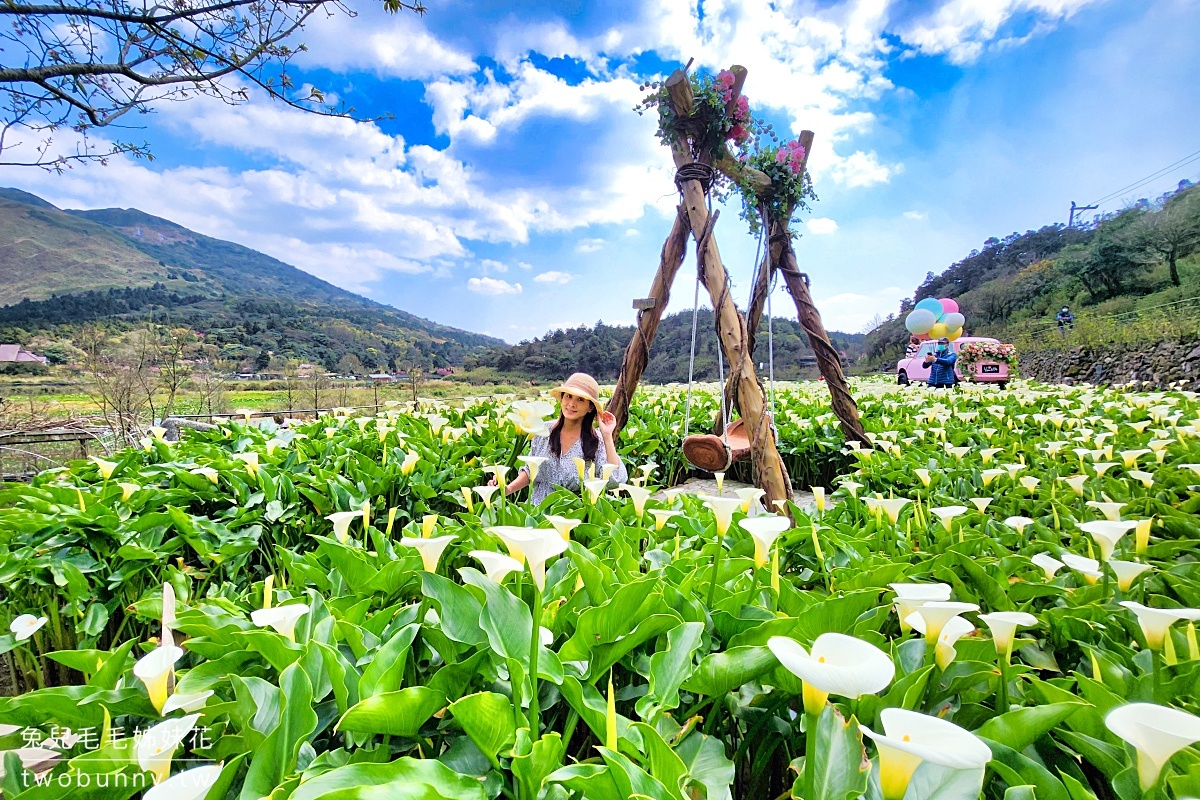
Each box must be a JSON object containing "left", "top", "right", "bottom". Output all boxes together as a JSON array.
[{"left": 1089, "top": 147, "right": 1200, "bottom": 208}]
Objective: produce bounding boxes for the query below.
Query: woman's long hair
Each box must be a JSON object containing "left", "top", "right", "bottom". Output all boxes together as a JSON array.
[{"left": 549, "top": 408, "right": 599, "bottom": 462}]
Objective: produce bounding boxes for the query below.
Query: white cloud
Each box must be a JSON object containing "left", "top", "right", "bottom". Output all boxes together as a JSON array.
[
  {"left": 534, "top": 270, "right": 573, "bottom": 284},
  {"left": 517, "top": 261, "right": 534, "bottom": 270},
  {"left": 480, "top": 258, "right": 509, "bottom": 273},
  {"left": 576, "top": 237, "right": 606, "bottom": 253},
  {"left": 467, "top": 276, "right": 523, "bottom": 295},
  {"left": 806, "top": 217, "right": 839, "bottom": 234},
  {"left": 903, "top": 210, "right": 928, "bottom": 220},
  {"left": 815, "top": 285, "right": 908, "bottom": 333},
  {"left": 624, "top": 228, "right": 639, "bottom": 237},
  {"left": 897, "top": 0, "right": 1105, "bottom": 65},
  {"left": 297, "top": 9, "right": 476, "bottom": 79}
]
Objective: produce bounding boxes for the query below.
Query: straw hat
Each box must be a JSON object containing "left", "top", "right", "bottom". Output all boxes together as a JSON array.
[{"left": 550, "top": 373, "right": 603, "bottom": 415}]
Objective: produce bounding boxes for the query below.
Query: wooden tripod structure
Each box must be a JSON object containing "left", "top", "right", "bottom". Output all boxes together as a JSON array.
[{"left": 606, "top": 63, "right": 868, "bottom": 510}]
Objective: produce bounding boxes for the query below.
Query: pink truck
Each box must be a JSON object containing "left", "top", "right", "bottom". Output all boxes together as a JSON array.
[{"left": 896, "top": 336, "right": 1010, "bottom": 389}]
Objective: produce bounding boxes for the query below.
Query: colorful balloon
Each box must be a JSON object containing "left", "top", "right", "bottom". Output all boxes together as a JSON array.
[
  {"left": 928, "top": 322, "right": 949, "bottom": 339},
  {"left": 942, "top": 312, "right": 965, "bottom": 330},
  {"left": 939, "top": 298, "right": 960, "bottom": 314},
  {"left": 905, "top": 308, "right": 937, "bottom": 334},
  {"left": 947, "top": 327, "right": 962, "bottom": 342},
  {"left": 914, "top": 298, "right": 944, "bottom": 316}
]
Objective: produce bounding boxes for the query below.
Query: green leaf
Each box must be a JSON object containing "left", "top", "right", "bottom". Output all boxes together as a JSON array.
[
  {"left": 448, "top": 692, "right": 515, "bottom": 768},
  {"left": 903, "top": 761, "right": 987, "bottom": 800},
  {"left": 1004, "top": 788, "right": 1038, "bottom": 800},
  {"left": 975, "top": 703, "right": 1083, "bottom": 752},
  {"left": 598, "top": 746, "right": 675, "bottom": 800},
  {"left": 290, "top": 757, "right": 487, "bottom": 800},
  {"left": 359, "top": 624, "right": 418, "bottom": 698},
  {"left": 511, "top": 731, "right": 566, "bottom": 800},
  {"left": 629, "top": 722, "right": 689, "bottom": 800},
  {"left": 546, "top": 763, "right": 624, "bottom": 800},
  {"left": 675, "top": 732, "right": 735, "bottom": 800},
  {"left": 239, "top": 663, "right": 319, "bottom": 800},
  {"left": 421, "top": 573, "right": 486, "bottom": 645},
  {"left": 337, "top": 687, "right": 446, "bottom": 738},
  {"left": 681, "top": 646, "right": 778, "bottom": 696},
  {"left": 810, "top": 705, "right": 869, "bottom": 800},
  {"left": 587, "top": 614, "right": 681, "bottom": 682},
  {"left": 981, "top": 737, "right": 1070, "bottom": 800},
  {"left": 559, "top": 578, "right": 660, "bottom": 660},
  {"left": 459, "top": 567, "right": 531, "bottom": 661},
  {"left": 636, "top": 621, "right": 705, "bottom": 720}
]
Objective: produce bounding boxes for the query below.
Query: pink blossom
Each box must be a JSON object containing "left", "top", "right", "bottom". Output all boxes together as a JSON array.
[
  {"left": 776, "top": 149, "right": 787, "bottom": 164},
  {"left": 729, "top": 124, "right": 748, "bottom": 143},
  {"left": 735, "top": 95, "right": 749, "bottom": 122}
]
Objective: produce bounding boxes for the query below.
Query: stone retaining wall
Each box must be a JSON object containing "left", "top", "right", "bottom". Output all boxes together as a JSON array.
[{"left": 1018, "top": 337, "right": 1200, "bottom": 388}]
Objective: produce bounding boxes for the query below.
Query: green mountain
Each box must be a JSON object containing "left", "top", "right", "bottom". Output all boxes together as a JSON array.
[
  {"left": 859, "top": 181, "right": 1200, "bottom": 365},
  {"left": 463, "top": 312, "right": 866, "bottom": 383},
  {"left": 0, "top": 188, "right": 503, "bottom": 371}
]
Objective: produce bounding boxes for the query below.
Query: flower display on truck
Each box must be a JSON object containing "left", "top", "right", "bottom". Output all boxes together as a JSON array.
[{"left": 958, "top": 340, "right": 1019, "bottom": 370}]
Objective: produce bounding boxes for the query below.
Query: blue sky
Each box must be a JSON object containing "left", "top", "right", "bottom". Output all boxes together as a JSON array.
[{"left": 4, "top": 0, "right": 1199, "bottom": 342}]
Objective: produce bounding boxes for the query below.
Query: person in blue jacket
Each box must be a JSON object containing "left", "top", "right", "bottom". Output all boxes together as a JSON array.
[{"left": 925, "top": 337, "right": 958, "bottom": 389}]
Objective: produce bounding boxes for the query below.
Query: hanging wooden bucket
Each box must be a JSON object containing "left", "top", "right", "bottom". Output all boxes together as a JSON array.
[{"left": 683, "top": 419, "right": 751, "bottom": 472}]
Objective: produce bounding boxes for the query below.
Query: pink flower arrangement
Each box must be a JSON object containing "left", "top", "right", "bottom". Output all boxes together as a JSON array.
[
  {"left": 716, "top": 70, "right": 736, "bottom": 102},
  {"left": 775, "top": 139, "right": 807, "bottom": 176},
  {"left": 959, "top": 341, "right": 1018, "bottom": 368}
]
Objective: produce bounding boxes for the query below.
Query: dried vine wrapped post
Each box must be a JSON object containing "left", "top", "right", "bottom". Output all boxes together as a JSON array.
[
  {"left": 658, "top": 64, "right": 794, "bottom": 509},
  {"left": 608, "top": 205, "right": 692, "bottom": 432},
  {"left": 719, "top": 129, "right": 870, "bottom": 446}
]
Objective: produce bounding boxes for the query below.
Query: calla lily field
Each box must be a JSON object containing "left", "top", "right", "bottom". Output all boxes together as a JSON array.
[{"left": 1, "top": 379, "right": 1199, "bottom": 800}]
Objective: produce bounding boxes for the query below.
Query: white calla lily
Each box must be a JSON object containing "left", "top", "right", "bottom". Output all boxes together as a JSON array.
[
  {"left": 700, "top": 495, "right": 742, "bottom": 537},
  {"left": 890, "top": 583, "right": 952, "bottom": 633},
  {"left": 487, "top": 527, "right": 568, "bottom": 590},
  {"left": 325, "top": 511, "right": 359, "bottom": 544},
  {"left": 768, "top": 633, "right": 895, "bottom": 715},
  {"left": 161, "top": 690, "right": 214, "bottom": 715},
  {"left": 143, "top": 763, "right": 223, "bottom": 800},
  {"left": 519, "top": 456, "right": 548, "bottom": 483},
  {"left": 1086, "top": 500, "right": 1126, "bottom": 521},
  {"left": 136, "top": 713, "right": 200, "bottom": 784},
  {"left": 738, "top": 516, "right": 790, "bottom": 568},
  {"left": 468, "top": 550, "right": 524, "bottom": 583},
  {"left": 929, "top": 506, "right": 968, "bottom": 532},
  {"left": 1106, "top": 703, "right": 1200, "bottom": 790},
  {"left": 398, "top": 534, "right": 457, "bottom": 573},
  {"left": 906, "top": 601, "right": 979, "bottom": 645},
  {"left": 860, "top": 708, "right": 992, "bottom": 800},
  {"left": 133, "top": 645, "right": 184, "bottom": 714},
  {"left": 1079, "top": 520, "right": 1137, "bottom": 561},
  {"left": 9, "top": 614, "right": 47, "bottom": 642},
  {"left": 1119, "top": 601, "right": 1200, "bottom": 650},
  {"left": 473, "top": 485, "right": 499, "bottom": 509},
  {"left": 90, "top": 456, "right": 118, "bottom": 479},
  {"left": 544, "top": 515, "right": 582, "bottom": 541},
  {"left": 1062, "top": 553, "right": 1103, "bottom": 585},
  {"left": 978, "top": 612, "right": 1038, "bottom": 660},
  {"left": 734, "top": 487, "right": 765, "bottom": 514},
  {"left": 906, "top": 612, "right": 974, "bottom": 670},
  {"left": 877, "top": 498, "right": 910, "bottom": 525},
  {"left": 1109, "top": 560, "right": 1153, "bottom": 592},
  {"left": 1003, "top": 516, "right": 1034, "bottom": 536},
  {"left": 250, "top": 604, "right": 308, "bottom": 641},
  {"left": 620, "top": 484, "right": 652, "bottom": 519},
  {"left": 1031, "top": 552, "right": 1065, "bottom": 580},
  {"left": 649, "top": 509, "right": 681, "bottom": 532},
  {"left": 1059, "top": 475, "right": 1087, "bottom": 497}
]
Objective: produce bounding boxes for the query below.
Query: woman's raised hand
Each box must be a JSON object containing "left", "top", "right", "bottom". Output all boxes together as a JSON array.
[{"left": 598, "top": 411, "right": 617, "bottom": 437}]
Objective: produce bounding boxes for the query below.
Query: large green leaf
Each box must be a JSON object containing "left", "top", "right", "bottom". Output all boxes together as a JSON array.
[
  {"left": 358, "top": 623, "right": 418, "bottom": 698},
  {"left": 546, "top": 763, "right": 624, "bottom": 800},
  {"left": 421, "top": 573, "right": 486, "bottom": 645},
  {"left": 458, "top": 568, "right": 531, "bottom": 661},
  {"left": 675, "top": 732, "right": 735, "bottom": 800},
  {"left": 975, "top": 703, "right": 1084, "bottom": 752},
  {"left": 681, "top": 646, "right": 778, "bottom": 696},
  {"left": 511, "top": 731, "right": 566, "bottom": 800},
  {"left": 809, "top": 705, "right": 869, "bottom": 800},
  {"left": 289, "top": 758, "right": 487, "bottom": 800},
  {"left": 636, "top": 621, "right": 705, "bottom": 720},
  {"left": 337, "top": 687, "right": 446, "bottom": 738},
  {"left": 448, "top": 692, "right": 515, "bottom": 767},
  {"left": 559, "top": 578, "right": 661, "bottom": 660},
  {"left": 240, "top": 663, "right": 319, "bottom": 800}
]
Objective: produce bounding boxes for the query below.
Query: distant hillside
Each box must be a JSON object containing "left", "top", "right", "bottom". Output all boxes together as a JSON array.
[
  {"left": 860, "top": 181, "right": 1200, "bottom": 365},
  {"left": 0, "top": 189, "right": 503, "bottom": 371},
  {"left": 463, "top": 312, "right": 866, "bottom": 383}
]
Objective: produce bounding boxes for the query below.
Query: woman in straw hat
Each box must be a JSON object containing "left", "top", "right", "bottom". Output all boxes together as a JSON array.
[{"left": 500, "top": 372, "right": 628, "bottom": 504}]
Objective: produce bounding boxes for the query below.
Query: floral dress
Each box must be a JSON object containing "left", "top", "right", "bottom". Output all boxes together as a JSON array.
[{"left": 520, "top": 432, "right": 628, "bottom": 504}]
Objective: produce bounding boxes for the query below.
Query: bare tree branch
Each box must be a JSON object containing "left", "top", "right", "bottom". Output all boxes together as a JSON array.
[{"left": 0, "top": 0, "right": 427, "bottom": 168}]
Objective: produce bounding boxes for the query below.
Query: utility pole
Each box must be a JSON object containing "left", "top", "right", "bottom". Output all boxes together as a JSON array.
[{"left": 1068, "top": 201, "right": 1098, "bottom": 228}]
